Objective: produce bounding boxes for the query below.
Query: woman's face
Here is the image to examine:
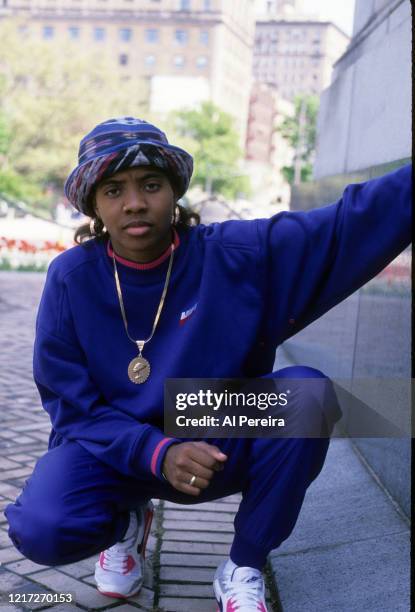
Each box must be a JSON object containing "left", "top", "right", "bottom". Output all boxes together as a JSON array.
[{"left": 94, "top": 166, "right": 175, "bottom": 262}]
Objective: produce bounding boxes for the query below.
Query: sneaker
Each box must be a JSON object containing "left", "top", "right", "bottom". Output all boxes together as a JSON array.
[
  {"left": 214, "top": 560, "right": 268, "bottom": 612},
  {"left": 94, "top": 501, "right": 154, "bottom": 598}
]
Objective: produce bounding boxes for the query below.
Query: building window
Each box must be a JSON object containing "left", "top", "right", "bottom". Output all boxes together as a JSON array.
[
  {"left": 119, "top": 28, "right": 132, "bottom": 42},
  {"left": 145, "top": 28, "right": 159, "bottom": 43},
  {"left": 196, "top": 56, "right": 208, "bottom": 68},
  {"left": 200, "top": 30, "right": 209, "bottom": 45},
  {"left": 42, "top": 26, "right": 54, "bottom": 40},
  {"left": 179, "top": 0, "right": 190, "bottom": 10},
  {"left": 94, "top": 27, "right": 106, "bottom": 42},
  {"left": 175, "top": 30, "right": 188, "bottom": 45},
  {"left": 145, "top": 55, "right": 156, "bottom": 66},
  {"left": 174, "top": 55, "right": 185, "bottom": 67},
  {"left": 119, "top": 53, "right": 129, "bottom": 66},
  {"left": 68, "top": 26, "right": 80, "bottom": 40}
]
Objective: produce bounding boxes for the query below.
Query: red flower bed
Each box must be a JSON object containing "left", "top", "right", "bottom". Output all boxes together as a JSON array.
[{"left": 0, "top": 236, "right": 68, "bottom": 254}]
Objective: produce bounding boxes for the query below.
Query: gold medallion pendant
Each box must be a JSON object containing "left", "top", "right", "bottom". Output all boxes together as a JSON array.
[
  {"left": 128, "top": 356, "right": 151, "bottom": 384},
  {"left": 112, "top": 240, "right": 175, "bottom": 385}
]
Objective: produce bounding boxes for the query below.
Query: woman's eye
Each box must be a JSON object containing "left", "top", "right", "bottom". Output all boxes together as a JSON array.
[
  {"left": 145, "top": 182, "right": 161, "bottom": 192},
  {"left": 105, "top": 188, "right": 120, "bottom": 197}
]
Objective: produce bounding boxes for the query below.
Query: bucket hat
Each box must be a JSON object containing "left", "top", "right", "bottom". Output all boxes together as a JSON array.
[{"left": 64, "top": 117, "right": 194, "bottom": 214}]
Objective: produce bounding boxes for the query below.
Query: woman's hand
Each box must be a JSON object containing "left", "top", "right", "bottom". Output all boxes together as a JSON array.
[{"left": 162, "top": 441, "right": 227, "bottom": 496}]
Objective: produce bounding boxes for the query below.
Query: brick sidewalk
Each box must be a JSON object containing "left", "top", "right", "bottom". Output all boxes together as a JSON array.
[{"left": 0, "top": 272, "right": 278, "bottom": 611}]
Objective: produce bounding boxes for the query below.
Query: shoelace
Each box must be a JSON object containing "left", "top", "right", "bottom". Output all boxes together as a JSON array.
[
  {"left": 101, "top": 513, "right": 139, "bottom": 574},
  {"left": 227, "top": 575, "right": 265, "bottom": 611},
  {"left": 101, "top": 540, "right": 136, "bottom": 574}
]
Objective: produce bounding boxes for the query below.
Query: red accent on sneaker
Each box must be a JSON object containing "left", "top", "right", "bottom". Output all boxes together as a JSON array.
[
  {"left": 123, "top": 555, "right": 136, "bottom": 575},
  {"left": 258, "top": 602, "right": 267, "bottom": 612},
  {"left": 140, "top": 506, "right": 154, "bottom": 560},
  {"left": 99, "top": 551, "right": 105, "bottom": 569},
  {"left": 226, "top": 600, "right": 238, "bottom": 612},
  {"left": 97, "top": 589, "right": 134, "bottom": 599}
]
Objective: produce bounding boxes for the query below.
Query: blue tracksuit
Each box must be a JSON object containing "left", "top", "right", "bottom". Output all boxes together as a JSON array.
[{"left": 5, "top": 165, "right": 412, "bottom": 569}]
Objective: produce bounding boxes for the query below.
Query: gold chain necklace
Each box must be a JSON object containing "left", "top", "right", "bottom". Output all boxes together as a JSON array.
[{"left": 112, "top": 243, "right": 175, "bottom": 384}]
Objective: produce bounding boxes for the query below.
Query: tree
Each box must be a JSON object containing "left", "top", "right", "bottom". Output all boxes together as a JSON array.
[
  {"left": 278, "top": 94, "right": 319, "bottom": 185},
  {"left": 168, "top": 102, "right": 250, "bottom": 200},
  {"left": 0, "top": 19, "right": 147, "bottom": 212}
]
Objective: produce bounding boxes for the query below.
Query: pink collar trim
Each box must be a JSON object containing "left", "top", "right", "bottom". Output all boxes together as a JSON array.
[{"left": 107, "top": 229, "right": 180, "bottom": 270}]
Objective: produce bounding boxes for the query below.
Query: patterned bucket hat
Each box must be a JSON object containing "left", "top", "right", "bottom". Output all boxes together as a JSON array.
[{"left": 64, "top": 117, "right": 194, "bottom": 214}]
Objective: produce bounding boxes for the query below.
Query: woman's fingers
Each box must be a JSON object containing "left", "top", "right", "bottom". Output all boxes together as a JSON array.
[
  {"left": 179, "top": 458, "right": 215, "bottom": 482},
  {"left": 180, "top": 472, "right": 210, "bottom": 490},
  {"left": 175, "top": 483, "right": 202, "bottom": 496},
  {"left": 161, "top": 441, "right": 228, "bottom": 495},
  {"left": 185, "top": 443, "right": 227, "bottom": 472}
]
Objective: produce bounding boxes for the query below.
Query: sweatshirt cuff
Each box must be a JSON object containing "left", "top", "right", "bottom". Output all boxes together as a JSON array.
[{"left": 150, "top": 436, "right": 178, "bottom": 480}]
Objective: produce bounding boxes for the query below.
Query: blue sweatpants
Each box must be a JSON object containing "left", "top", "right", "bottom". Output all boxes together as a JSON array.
[{"left": 5, "top": 366, "right": 341, "bottom": 570}]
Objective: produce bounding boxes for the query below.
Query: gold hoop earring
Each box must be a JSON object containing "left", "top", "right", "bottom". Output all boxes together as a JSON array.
[
  {"left": 172, "top": 204, "right": 180, "bottom": 226},
  {"left": 90, "top": 217, "right": 107, "bottom": 236}
]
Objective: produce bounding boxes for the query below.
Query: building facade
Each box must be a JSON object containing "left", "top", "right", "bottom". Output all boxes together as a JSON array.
[
  {"left": 0, "top": 0, "right": 256, "bottom": 143},
  {"left": 245, "top": 81, "right": 293, "bottom": 207},
  {"left": 253, "top": 19, "right": 349, "bottom": 101},
  {"left": 314, "top": 0, "right": 411, "bottom": 178}
]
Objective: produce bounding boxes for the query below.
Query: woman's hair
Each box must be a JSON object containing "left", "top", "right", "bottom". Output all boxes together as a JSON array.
[{"left": 73, "top": 170, "right": 200, "bottom": 245}]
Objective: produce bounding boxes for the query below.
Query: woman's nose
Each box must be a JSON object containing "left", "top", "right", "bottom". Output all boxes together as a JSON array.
[{"left": 124, "top": 187, "right": 147, "bottom": 211}]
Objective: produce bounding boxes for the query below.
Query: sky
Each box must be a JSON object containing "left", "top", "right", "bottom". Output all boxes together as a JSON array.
[
  {"left": 299, "top": 0, "right": 356, "bottom": 35},
  {"left": 255, "top": 1, "right": 356, "bottom": 37}
]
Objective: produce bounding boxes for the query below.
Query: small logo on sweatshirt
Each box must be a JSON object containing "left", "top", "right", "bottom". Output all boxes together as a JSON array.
[{"left": 180, "top": 302, "right": 198, "bottom": 325}]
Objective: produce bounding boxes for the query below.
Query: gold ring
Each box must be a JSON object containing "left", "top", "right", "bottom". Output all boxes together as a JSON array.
[{"left": 189, "top": 475, "right": 197, "bottom": 486}]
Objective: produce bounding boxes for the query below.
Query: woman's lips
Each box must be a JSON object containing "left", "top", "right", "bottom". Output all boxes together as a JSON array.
[{"left": 124, "top": 224, "right": 152, "bottom": 236}]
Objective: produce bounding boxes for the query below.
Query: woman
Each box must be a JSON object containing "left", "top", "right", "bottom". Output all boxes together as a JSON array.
[{"left": 5, "top": 117, "right": 411, "bottom": 611}]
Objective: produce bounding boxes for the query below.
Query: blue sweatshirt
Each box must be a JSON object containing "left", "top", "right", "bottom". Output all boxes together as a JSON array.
[{"left": 33, "top": 165, "right": 412, "bottom": 481}]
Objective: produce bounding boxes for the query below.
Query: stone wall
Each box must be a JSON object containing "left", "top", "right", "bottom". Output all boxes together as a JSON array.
[{"left": 280, "top": 0, "right": 412, "bottom": 516}]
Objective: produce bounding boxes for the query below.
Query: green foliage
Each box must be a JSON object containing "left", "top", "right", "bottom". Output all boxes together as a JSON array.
[
  {"left": 282, "top": 163, "right": 313, "bottom": 185},
  {"left": 278, "top": 94, "right": 319, "bottom": 184},
  {"left": 168, "top": 102, "right": 250, "bottom": 199},
  {"left": 0, "top": 111, "right": 10, "bottom": 155},
  {"left": 0, "top": 18, "right": 147, "bottom": 212},
  {"left": 0, "top": 168, "right": 42, "bottom": 202},
  {"left": 0, "top": 258, "right": 48, "bottom": 272}
]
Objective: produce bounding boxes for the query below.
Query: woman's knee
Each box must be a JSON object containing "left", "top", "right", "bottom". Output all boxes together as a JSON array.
[
  {"left": 5, "top": 498, "right": 69, "bottom": 566},
  {"left": 270, "top": 365, "right": 340, "bottom": 435},
  {"left": 5, "top": 495, "right": 112, "bottom": 566}
]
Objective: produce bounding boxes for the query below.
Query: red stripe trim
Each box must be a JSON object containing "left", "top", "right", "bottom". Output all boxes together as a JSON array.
[
  {"left": 107, "top": 229, "right": 180, "bottom": 270},
  {"left": 151, "top": 438, "right": 173, "bottom": 476}
]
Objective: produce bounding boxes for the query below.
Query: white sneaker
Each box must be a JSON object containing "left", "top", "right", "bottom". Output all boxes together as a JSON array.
[
  {"left": 214, "top": 559, "right": 268, "bottom": 612},
  {"left": 94, "top": 501, "right": 154, "bottom": 598}
]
